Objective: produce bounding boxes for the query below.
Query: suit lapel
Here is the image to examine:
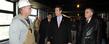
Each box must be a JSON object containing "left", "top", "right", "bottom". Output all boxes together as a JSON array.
[
  {"left": 58, "top": 16, "right": 64, "bottom": 28},
  {"left": 54, "top": 17, "right": 58, "bottom": 29},
  {"left": 56, "top": 16, "right": 64, "bottom": 29}
]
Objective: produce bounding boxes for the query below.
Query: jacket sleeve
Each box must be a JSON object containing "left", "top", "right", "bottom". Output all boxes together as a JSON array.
[{"left": 9, "top": 19, "right": 22, "bottom": 44}]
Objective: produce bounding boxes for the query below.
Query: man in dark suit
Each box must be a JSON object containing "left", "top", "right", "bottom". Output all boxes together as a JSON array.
[
  {"left": 77, "top": 8, "right": 102, "bottom": 44},
  {"left": 48, "top": 5, "right": 72, "bottom": 44}
]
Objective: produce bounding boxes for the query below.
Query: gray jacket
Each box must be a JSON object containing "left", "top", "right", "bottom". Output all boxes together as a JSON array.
[{"left": 9, "top": 15, "right": 33, "bottom": 44}]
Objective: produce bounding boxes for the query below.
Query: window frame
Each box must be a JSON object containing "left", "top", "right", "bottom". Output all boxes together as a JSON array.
[{"left": 0, "top": 0, "right": 15, "bottom": 42}]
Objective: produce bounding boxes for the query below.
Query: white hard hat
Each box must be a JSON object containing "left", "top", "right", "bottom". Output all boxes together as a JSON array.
[{"left": 18, "top": 0, "right": 31, "bottom": 8}]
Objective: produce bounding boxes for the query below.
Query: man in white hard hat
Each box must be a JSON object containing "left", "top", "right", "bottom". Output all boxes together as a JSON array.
[{"left": 9, "top": 0, "right": 35, "bottom": 44}]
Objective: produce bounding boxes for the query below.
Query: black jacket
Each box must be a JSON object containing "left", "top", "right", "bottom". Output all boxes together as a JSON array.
[
  {"left": 49, "top": 16, "right": 71, "bottom": 44},
  {"left": 77, "top": 17, "right": 102, "bottom": 44},
  {"left": 38, "top": 18, "right": 51, "bottom": 44}
]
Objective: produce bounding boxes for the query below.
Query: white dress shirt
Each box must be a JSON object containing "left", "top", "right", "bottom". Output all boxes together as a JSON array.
[{"left": 57, "top": 15, "right": 62, "bottom": 27}]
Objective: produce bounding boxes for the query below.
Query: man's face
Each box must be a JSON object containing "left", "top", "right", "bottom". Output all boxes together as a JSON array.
[
  {"left": 85, "top": 9, "right": 93, "bottom": 19},
  {"left": 20, "top": 6, "right": 31, "bottom": 17},
  {"left": 55, "top": 8, "right": 62, "bottom": 16}
]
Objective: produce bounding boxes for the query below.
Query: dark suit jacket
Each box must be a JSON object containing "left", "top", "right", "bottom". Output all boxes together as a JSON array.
[
  {"left": 49, "top": 16, "right": 71, "bottom": 44},
  {"left": 77, "top": 16, "right": 102, "bottom": 44}
]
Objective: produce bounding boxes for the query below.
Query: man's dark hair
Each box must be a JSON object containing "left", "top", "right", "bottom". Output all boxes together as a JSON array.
[
  {"left": 55, "top": 5, "right": 62, "bottom": 10},
  {"left": 85, "top": 7, "right": 97, "bottom": 17},
  {"left": 85, "top": 8, "right": 94, "bottom": 13}
]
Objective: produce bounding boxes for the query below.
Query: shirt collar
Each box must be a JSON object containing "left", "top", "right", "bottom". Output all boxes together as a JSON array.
[
  {"left": 87, "top": 17, "right": 92, "bottom": 23},
  {"left": 57, "top": 15, "right": 62, "bottom": 18},
  {"left": 57, "top": 15, "right": 62, "bottom": 21}
]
